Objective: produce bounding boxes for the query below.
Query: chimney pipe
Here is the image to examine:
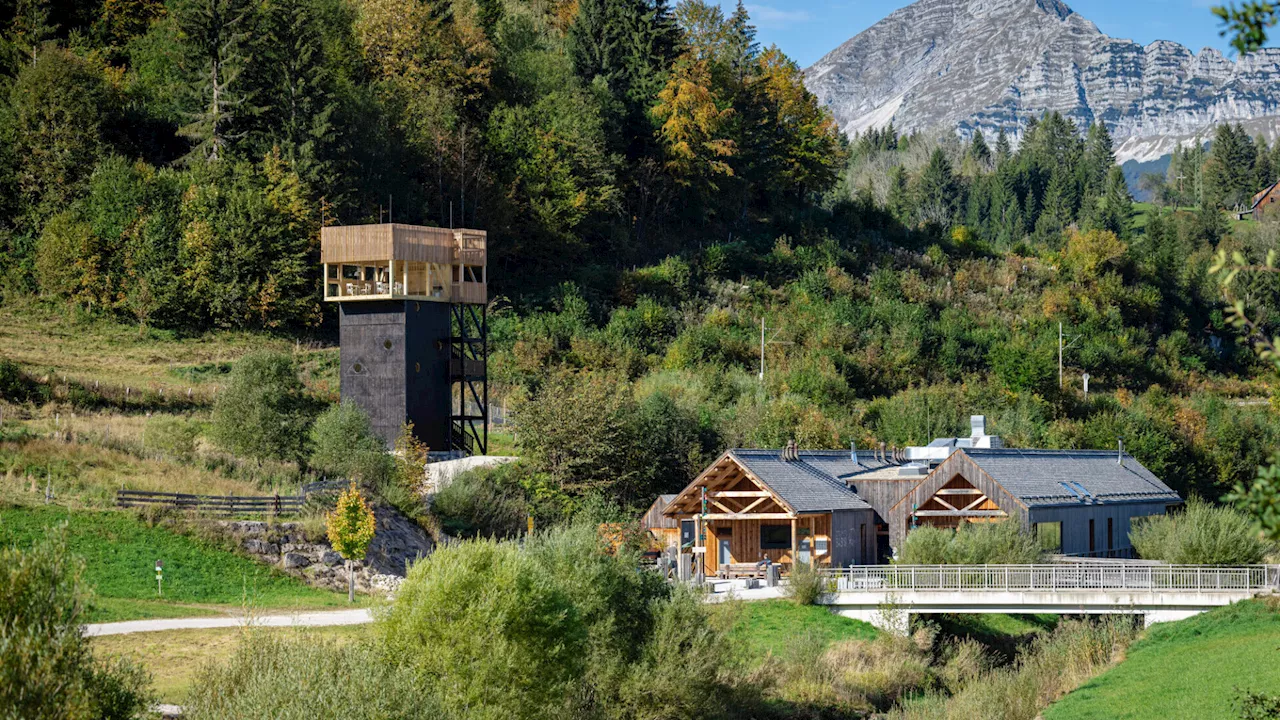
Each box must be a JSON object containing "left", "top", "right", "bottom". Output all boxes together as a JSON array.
[
  {"left": 1118, "top": 438, "right": 1125, "bottom": 465},
  {"left": 850, "top": 440, "right": 859, "bottom": 466}
]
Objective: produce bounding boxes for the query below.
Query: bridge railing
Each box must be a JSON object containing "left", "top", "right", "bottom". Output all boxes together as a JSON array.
[{"left": 823, "top": 564, "right": 1280, "bottom": 593}]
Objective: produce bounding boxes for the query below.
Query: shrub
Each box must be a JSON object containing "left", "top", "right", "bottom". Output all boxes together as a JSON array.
[
  {"left": 210, "top": 351, "right": 311, "bottom": 465},
  {"left": 379, "top": 537, "right": 587, "bottom": 720},
  {"left": 431, "top": 466, "right": 529, "bottom": 539},
  {"left": 1, "top": 527, "right": 152, "bottom": 719},
  {"left": 898, "top": 526, "right": 952, "bottom": 564},
  {"left": 142, "top": 414, "right": 202, "bottom": 458},
  {"left": 0, "top": 357, "right": 42, "bottom": 404},
  {"left": 310, "top": 401, "right": 391, "bottom": 484},
  {"left": 1131, "top": 499, "right": 1274, "bottom": 564},
  {"left": 784, "top": 560, "right": 831, "bottom": 606},
  {"left": 183, "top": 631, "right": 439, "bottom": 719},
  {"left": 898, "top": 521, "right": 1042, "bottom": 565}
]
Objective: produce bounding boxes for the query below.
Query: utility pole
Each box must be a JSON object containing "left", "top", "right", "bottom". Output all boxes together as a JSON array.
[
  {"left": 1059, "top": 322, "right": 1081, "bottom": 389},
  {"left": 758, "top": 318, "right": 793, "bottom": 384}
]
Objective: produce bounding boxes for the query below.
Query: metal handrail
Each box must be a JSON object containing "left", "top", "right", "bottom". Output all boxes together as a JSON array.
[{"left": 822, "top": 564, "right": 1280, "bottom": 593}]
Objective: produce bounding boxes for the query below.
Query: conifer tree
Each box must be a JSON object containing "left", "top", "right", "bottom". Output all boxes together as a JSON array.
[
  {"left": 251, "top": 0, "right": 336, "bottom": 186},
  {"left": 914, "top": 147, "right": 960, "bottom": 227},
  {"left": 1255, "top": 133, "right": 1274, "bottom": 189},
  {"left": 969, "top": 129, "right": 991, "bottom": 169},
  {"left": 1092, "top": 165, "right": 1134, "bottom": 239},
  {"left": 995, "top": 127, "right": 1012, "bottom": 166},
  {"left": 886, "top": 164, "right": 911, "bottom": 225},
  {"left": 174, "top": 0, "right": 259, "bottom": 163},
  {"left": 1082, "top": 122, "right": 1115, "bottom": 197},
  {"left": 724, "top": 1, "right": 757, "bottom": 81}
]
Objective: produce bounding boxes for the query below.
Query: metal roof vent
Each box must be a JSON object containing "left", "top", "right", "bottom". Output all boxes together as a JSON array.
[
  {"left": 781, "top": 439, "right": 799, "bottom": 462},
  {"left": 971, "top": 415, "right": 986, "bottom": 437}
]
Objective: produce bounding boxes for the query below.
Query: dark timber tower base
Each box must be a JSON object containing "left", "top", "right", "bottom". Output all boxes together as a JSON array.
[{"left": 322, "top": 224, "right": 488, "bottom": 456}]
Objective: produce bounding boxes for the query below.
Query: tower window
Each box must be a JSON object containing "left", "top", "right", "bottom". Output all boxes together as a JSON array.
[{"left": 383, "top": 339, "right": 393, "bottom": 350}]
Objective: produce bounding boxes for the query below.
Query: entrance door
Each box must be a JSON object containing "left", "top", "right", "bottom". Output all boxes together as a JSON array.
[
  {"left": 798, "top": 538, "right": 811, "bottom": 565},
  {"left": 719, "top": 538, "right": 731, "bottom": 568}
]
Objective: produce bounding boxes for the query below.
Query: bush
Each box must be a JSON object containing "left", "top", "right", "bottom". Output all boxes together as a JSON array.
[
  {"left": 898, "top": 522, "right": 1043, "bottom": 565},
  {"left": 310, "top": 401, "right": 391, "bottom": 484},
  {"left": 1, "top": 527, "right": 152, "bottom": 719},
  {"left": 142, "top": 414, "right": 202, "bottom": 458},
  {"left": 1131, "top": 499, "right": 1273, "bottom": 564},
  {"left": 784, "top": 560, "right": 831, "bottom": 606},
  {"left": 210, "top": 351, "right": 311, "bottom": 465},
  {"left": 183, "top": 631, "right": 439, "bottom": 719},
  {"left": 0, "top": 357, "right": 42, "bottom": 404},
  {"left": 378, "top": 537, "right": 588, "bottom": 720},
  {"left": 898, "top": 526, "right": 952, "bottom": 564},
  {"left": 431, "top": 466, "right": 529, "bottom": 539}
]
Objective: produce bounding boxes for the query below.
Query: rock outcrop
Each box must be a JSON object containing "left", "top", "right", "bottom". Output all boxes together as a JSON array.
[
  {"left": 223, "top": 504, "right": 433, "bottom": 596},
  {"left": 804, "top": 0, "right": 1280, "bottom": 162}
]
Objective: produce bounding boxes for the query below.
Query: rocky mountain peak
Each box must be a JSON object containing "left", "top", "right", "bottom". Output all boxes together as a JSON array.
[{"left": 804, "top": 0, "right": 1280, "bottom": 163}]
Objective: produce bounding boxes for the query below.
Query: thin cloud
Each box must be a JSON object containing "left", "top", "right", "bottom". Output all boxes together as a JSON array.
[{"left": 746, "top": 4, "right": 814, "bottom": 28}]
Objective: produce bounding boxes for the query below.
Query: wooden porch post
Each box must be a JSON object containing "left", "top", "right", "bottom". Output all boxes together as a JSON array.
[
  {"left": 388, "top": 258, "right": 395, "bottom": 296},
  {"left": 323, "top": 263, "right": 329, "bottom": 299},
  {"left": 790, "top": 517, "right": 797, "bottom": 568}
]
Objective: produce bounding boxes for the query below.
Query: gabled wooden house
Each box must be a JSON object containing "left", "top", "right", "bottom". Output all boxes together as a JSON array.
[
  {"left": 658, "top": 418, "right": 1184, "bottom": 571},
  {"left": 889, "top": 448, "right": 1183, "bottom": 557},
  {"left": 663, "top": 449, "right": 880, "bottom": 575}
]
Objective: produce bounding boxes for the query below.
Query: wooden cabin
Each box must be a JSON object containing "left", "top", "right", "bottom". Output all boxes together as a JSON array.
[
  {"left": 321, "top": 224, "right": 487, "bottom": 305},
  {"left": 658, "top": 420, "right": 1184, "bottom": 568},
  {"left": 663, "top": 449, "right": 880, "bottom": 576},
  {"left": 640, "top": 494, "right": 680, "bottom": 551},
  {"left": 1242, "top": 181, "right": 1280, "bottom": 222}
]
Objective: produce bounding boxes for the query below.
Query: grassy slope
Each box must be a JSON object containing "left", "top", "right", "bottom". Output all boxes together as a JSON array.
[
  {"left": 730, "top": 600, "right": 877, "bottom": 664},
  {"left": 0, "top": 300, "right": 338, "bottom": 401},
  {"left": 92, "top": 625, "right": 369, "bottom": 704},
  {"left": 1044, "top": 599, "right": 1280, "bottom": 720},
  {"left": 0, "top": 505, "right": 350, "bottom": 621}
]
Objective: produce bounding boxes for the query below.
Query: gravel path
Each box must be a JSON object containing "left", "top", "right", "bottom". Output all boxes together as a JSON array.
[{"left": 85, "top": 608, "right": 375, "bottom": 637}]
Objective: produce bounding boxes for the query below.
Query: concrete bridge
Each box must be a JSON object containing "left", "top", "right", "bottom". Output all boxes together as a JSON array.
[{"left": 814, "top": 564, "right": 1280, "bottom": 632}]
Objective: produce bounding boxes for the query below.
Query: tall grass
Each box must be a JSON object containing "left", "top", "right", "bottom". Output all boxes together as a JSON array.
[
  {"left": 890, "top": 617, "right": 1139, "bottom": 720},
  {"left": 183, "top": 631, "right": 439, "bottom": 720}
]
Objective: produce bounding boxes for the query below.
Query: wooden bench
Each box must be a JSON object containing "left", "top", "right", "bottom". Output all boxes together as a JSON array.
[{"left": 718, "top": 562, "right": 767, "bottom": 579}]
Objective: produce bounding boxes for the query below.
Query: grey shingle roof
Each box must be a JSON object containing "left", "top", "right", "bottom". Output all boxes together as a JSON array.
[
  {"left": 729, "top": 449, "right": 873, "bottom": 512},
  {"left": 963, "top": 448, "right": 1182, "bottom": 508}
]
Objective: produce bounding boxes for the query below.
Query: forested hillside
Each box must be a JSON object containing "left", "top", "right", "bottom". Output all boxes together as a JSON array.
[{"left": 2, "top": 0, "right": 1280, "bottom": 514}]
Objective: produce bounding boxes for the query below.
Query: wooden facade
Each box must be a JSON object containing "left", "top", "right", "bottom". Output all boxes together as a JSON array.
[
  {"left": 888, "top": 451, "right": 1027, "bottom": 551},
  {"left": 641, "top": 495, "right": 680, "bottom": 550},
  {"left": 321, "top": 224, "right": 487, "bottom": 305},
  {"left": 663, "top": 452, "right": 876, "bottom": 574},
  {"left": 1247, "top": 182, "right": 1280, "bottom": 222}
]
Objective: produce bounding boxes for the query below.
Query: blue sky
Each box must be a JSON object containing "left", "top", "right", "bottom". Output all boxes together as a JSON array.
[{"left": 718, "top": 1, "right": 1246, "bottom": 68}]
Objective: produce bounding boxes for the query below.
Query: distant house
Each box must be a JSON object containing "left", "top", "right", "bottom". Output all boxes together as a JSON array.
[
  {"left": 1240, "top": 181, "right": 1280, "bottom": 221},
  {"left": 640, "top": 494, "right": 679, "bottom": 550},
  {"left": 659, "top": 416, "right": 1183, "bottom": 574}
]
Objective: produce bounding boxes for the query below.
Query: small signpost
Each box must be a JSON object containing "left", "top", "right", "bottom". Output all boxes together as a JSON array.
[{"left": 155, "top": 560, "right": 164, "bottom": 596}]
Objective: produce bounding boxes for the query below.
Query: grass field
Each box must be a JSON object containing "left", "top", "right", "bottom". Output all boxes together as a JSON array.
[
  {"left": 1044, "top": 599, "right": 1280, "bottom": 720},
  {"left": 729, "top": 600, "right": 878, "bottom": 664},
  {"left": 0, "top": 299, "right": 338, "bottom": 405},
  {"left": 92, "top": 624, "right": 370, "bottom": 703},
  {"left": 0, "top": 504, "right": 351, "bottom": 621}
]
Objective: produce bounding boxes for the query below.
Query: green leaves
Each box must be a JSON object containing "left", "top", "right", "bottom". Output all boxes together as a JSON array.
[{"left": 1213, "top": 1, "right": 1280, "bottom": 54}]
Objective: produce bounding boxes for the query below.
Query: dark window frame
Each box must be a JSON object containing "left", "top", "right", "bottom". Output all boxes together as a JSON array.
[{"left": 760, "top": 525, "right": 791, "bottom": 550}]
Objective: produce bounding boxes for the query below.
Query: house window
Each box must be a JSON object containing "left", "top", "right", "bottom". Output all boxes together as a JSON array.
[
  {"left": 1036, "top": 522, "right": 1062, "bottom": 553},
  {"left": 1089, "top": 519, "right": 1096, "bottom": 555},
  {"left": 860, "top": 523, "right": 867, "bottom": 563},
  {"left": 680, "top": 520, "right": 695, "bottom": 548},
  {"left": 1107, "top": 518, "right": 1114, "bottom": 552},
  {"left": 760, "top": 525, "right": 791, "bottom": 550}
]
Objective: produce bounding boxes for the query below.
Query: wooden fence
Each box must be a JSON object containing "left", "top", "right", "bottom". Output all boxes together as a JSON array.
[{"left": 116, "top": 489, "right": 306, "bottom": 516}]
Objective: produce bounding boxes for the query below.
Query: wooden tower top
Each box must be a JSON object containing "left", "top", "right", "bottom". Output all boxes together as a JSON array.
[{"left": 321, "top": 223, "right": 486, "bottom": 305}]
